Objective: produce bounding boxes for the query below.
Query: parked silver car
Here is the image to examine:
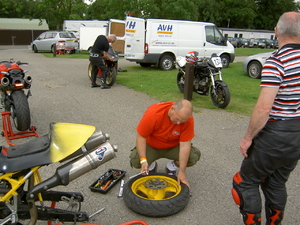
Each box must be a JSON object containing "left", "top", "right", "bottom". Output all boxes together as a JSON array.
[
  {"left": 242, "top": 51, "right": 275, "bottom": 79},
  {"left": 31, "top": 31, "right": 78, "bottom": 53}
]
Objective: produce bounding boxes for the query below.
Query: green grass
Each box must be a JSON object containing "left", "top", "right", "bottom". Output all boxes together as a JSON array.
[
  {"left": 116, "top": 62, "right": 260, "bottom": 116},
  {"left": 235, "top": 47, "right": 275, "bottom": 56},
  {"left": 42, "top": 50, "right": 90, "bottom": 59},
  {"left": 41, "top": 48, "right": 268, "bottom": 115}
]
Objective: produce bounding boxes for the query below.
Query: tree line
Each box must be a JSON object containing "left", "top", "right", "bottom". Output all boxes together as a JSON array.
[{"left": 0, "top": 0, "right": 299, "bottom": 31}]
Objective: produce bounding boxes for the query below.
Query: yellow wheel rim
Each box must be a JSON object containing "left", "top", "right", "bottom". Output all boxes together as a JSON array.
[{"left": 131, "top": 175, "right": 181, "bottom": 200}]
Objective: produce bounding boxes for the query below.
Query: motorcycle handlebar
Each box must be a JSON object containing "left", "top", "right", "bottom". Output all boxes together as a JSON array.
[{"left": 16, "top": 61, "right": 29, "bottom": 66}]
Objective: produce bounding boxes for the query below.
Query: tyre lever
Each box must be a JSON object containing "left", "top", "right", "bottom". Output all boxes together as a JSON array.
[{"left": 129, "top": 171, "right": 148, "bottom": 180}]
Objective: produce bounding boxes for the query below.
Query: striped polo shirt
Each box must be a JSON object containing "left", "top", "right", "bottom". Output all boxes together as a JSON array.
[{"left": 261, "top": 44, "right": 300, "bottom": 120}]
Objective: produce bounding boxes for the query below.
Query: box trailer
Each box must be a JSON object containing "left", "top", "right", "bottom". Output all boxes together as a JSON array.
[
  {"left": 63, "top": 20, "right": 108, "bottom": 38},
  {"left": 79, "top": 26, "right": 107, "bottom": 51}
]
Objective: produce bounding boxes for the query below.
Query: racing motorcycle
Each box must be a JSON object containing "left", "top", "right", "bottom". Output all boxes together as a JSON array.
[
  {"left": 0, "top": 59, "right": 32, "bottom": 131},
  {"left": 0, "top": 122, "right": 117, "bottom": 225},
  {"left": 88, "top": 45, "right": 121, "bottom": 87},
  {"left": 176, "top": 52, "right": 230, "bottom": 108}
]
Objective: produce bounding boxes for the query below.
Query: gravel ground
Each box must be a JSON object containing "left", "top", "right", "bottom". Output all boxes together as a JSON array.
[{"left": 0, "top": 47, "right": 299, "bottom": 225}]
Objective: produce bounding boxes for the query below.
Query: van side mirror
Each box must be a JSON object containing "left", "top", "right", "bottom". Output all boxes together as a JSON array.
[{"left": 222, "top": 36, "right": 228, "bottom": 45}]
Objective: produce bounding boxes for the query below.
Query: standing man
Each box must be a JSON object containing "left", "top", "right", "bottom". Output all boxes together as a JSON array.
[
  {"left": 232, "top": 12, "right": 300, "bottom": 225},
  {"left": 89, "top": 34, "right": 116, "bottom": 89},
  {"left": 129, "top": 99, "right": 201, "bottom": 188}
]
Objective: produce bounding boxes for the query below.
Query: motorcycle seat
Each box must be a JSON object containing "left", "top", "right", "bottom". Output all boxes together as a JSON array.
[{"left": 6, "top": 134, "right": 50, "bottom": 158}]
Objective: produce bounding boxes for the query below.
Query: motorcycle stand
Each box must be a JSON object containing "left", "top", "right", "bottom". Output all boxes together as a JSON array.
[{"left": 1, "top": 111, "right": 39, "bottom": 146}]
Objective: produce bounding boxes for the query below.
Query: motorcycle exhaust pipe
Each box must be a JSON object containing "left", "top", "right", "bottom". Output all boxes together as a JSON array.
[
  {"left": 27, "top": 141, "right": 117, "bottom": 200},
  {"left": 1, "top": 77, "right": 10, "bottom": 86},
  {"left": 24, "top": 75, "right": 32, "bottom": 84},
  {"left": 60, "top": 130, "right": 110, "bottom": 162}
]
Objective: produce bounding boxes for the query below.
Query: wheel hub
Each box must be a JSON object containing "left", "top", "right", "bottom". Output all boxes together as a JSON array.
[{"left": 144, "top": 178, "right": 168, "bottom": 190}]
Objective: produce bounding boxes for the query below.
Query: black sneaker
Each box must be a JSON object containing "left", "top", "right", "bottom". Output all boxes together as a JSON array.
[
  {"left": 100, "top": 83, "right": 111, "bottom": 89},
  {"left": 91, "top": 83, "right": 100, "bottom": 88}
]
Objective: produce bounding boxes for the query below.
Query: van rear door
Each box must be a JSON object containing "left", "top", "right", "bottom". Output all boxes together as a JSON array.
[{"left": 124, "top": 17, "right": 145, "bottom": 60}]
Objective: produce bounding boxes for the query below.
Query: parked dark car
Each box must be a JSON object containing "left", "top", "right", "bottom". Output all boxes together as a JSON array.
[
  {"left": 265, "top": 39, "right": 275, "bottom": 49},
  {"left": 238, "top": 38, "right": 249, "bottom": 48},
  {"left": 249, "top": 38, "right": 266, "bottom": 48},
  {"left": 228, "top": 37, "right": 239, "bottom": 48}
]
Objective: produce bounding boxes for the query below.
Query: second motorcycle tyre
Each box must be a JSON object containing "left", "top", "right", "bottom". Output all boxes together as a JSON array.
[
  {"left": 10, "top": 90, "right": 31, "bottom": 131},
  {"left": 123, "top": 173, "right": 190, "bottom": 217}
]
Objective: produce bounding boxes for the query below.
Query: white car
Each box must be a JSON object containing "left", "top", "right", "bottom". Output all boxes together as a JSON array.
[
  {"left": 31, "top": 31, "right": 79, "bottom": 53},
  {"left": 242, "top": 51, "right": 274, "bottom": 79}
]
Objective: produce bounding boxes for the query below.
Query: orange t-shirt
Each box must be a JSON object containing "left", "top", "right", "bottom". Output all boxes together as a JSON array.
[{"left": 137, "top": 102, "right": 195, "bottom": 149}]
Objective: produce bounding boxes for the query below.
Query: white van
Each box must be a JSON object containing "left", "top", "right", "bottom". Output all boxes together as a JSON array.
[{"left": 124, "top": 17, "right": 235, "bottom": 70}]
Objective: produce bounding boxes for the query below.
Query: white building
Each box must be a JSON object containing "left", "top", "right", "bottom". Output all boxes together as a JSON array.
[{"left": 220, "top": 28, "right": 275, "bottom": 40}]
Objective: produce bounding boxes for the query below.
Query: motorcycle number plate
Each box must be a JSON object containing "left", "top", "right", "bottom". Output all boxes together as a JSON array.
[{"left": 211, "top": 56, "right": 222, "bottom": 68}]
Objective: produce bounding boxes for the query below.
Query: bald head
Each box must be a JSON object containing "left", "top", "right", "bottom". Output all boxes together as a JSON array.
[
  {"left": 169, "top": 99, "right": 193, "bottom": 124},
  {"left": 276, "top": 11, "right": 300, "bottom": 38}
]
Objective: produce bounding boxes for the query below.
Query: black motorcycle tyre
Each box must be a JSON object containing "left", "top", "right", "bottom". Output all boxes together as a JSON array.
[
  {"left": 123, "top": 173, "right": 190, "bottom": 217},
  {"left": 87, "top": 63, "right": 116, "bottom": 86},
  {"left": 176, "top": 72, "right": 185, "bottom": 93},
  {"left": 8, "top": 90, "right": 31, "bottom": 131},
  {"left": 210, "top": 80, "right": 230, "bottom": 108},
  {"left": 106, "top": 66, "right": 117, "bottom": 86}
]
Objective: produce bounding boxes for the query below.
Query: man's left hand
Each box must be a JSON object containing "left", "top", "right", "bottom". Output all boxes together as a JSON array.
[{"left": 177, "top": 171, "right": 190, "bottom": 188}]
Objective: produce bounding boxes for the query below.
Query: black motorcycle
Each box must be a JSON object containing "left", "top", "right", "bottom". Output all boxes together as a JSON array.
[
  {"left": 176, "top": 52, "right": 230, "bottom": 108},
  {"left": 0, "top": 59, "right": 32, "bottom": 131},
  {"left": 88, "top": 45, "right": 121, "bottom": 86}
]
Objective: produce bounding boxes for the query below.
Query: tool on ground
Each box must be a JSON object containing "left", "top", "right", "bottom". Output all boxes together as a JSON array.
[
  {"left": 129, "top": 171, "right": 148, "bottom": 180},
  {"left": 89, "top": 208, "right": 105, "bottom": 219},
  {"left": 89, "top": 169, "right": 126, "bottom": 194},
  {"left": 118, "top": 179, "right": 125, "bottom": 198}
]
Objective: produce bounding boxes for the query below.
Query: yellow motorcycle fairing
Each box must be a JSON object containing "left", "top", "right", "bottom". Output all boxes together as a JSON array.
[{"left": 49, "top": 123, "right": 96, "bottom": 163}]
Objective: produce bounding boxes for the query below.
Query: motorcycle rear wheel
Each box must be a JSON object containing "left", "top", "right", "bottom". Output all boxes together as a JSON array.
[
  {"left": 87, "top": 63, "right": 116, "bottom": 86},
  {"left": 9, "top": 90, "right": 31, "bottom": 131},
  {"left": 176, "top": 72, "right": 185, "bottom": 93},
  {"left": 106, "top": 66, "right": 117, "bottom": 86},
  {"left": 123, "top": 173, "right": 190, "bottom": 217},
  {"left": 210, "top": 80, "right": 230, "bottom": 108}
]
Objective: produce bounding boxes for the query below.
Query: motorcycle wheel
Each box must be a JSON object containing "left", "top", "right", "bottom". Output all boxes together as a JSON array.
[
  {"left": 88, "top": 63, "right": 92, "bottom": 80},
  {"left": 123, "top": 173, "right": 190, "bottom": 217},
  {"left": 176, "top": 72, "right": 185, "bottom": 93},
  {"left": 9, "top": 90, "right": 31, "bottom": 131},
  {"left": 210, "top": 80, "right": 230, "bottom": 108},
  {"left": 87, "top": 63, "right": 116, "bottom": 86},
  {"left": 106, "top": 66, "right": 117, "bottom": 86}
]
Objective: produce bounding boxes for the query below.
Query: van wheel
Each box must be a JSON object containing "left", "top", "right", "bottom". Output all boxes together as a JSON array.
[
  {"left": 159, "top": 55, "right": 174, "bottom": 71},
  {"left": 220, "top": 54, "right": 229, "bottom": 68}
]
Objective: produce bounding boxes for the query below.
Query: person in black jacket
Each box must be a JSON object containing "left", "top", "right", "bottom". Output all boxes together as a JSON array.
[{"left": 89, "top": 34, "right": 116, "bottom": 89}]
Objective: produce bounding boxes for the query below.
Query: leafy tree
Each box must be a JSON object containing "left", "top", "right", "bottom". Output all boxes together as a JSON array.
[
  {"left": 0, "top": 0, "right": 31, "bottom": 18},
  {"left": 27, "top": 0, "right": 88, "bottom": 30},
  {"left": 159, "top": 0, "right": 199, "bottom": 21},
  {"left": 197, "top": 0, "right": 257, "bottom": 28},
  {"left": 1, "top": 0, "right": 300, "bottom": 31},
  {"left": 255, "top": 0, "right": 299, "bottom": 30},
  {"left": 85, "top": 0, "right": 108, "bottom": 20}
]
